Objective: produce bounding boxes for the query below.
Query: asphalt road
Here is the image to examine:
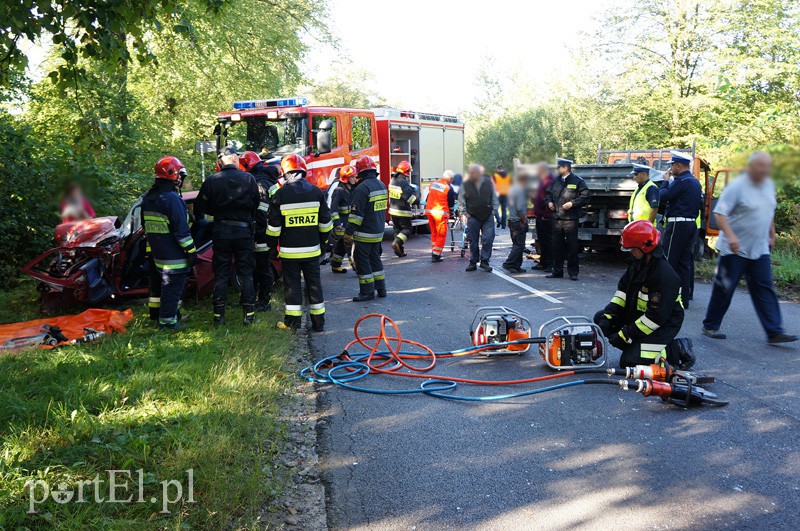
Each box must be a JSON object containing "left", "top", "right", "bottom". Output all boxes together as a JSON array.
[{"left": 312, "top": 229, "right": 800, "bottom": 530}]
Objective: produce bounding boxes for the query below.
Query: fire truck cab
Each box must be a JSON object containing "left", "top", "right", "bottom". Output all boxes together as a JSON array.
[{"left": 214, "top": 98, "right": 465, "bottom": 224}]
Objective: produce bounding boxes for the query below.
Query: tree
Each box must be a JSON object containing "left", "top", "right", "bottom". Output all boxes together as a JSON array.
[{"left": 306, "top": 65, "right": 386, "bottom": 108}]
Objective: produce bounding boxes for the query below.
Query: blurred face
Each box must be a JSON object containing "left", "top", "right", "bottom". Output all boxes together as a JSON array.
[
  {"left": 634, "top": 171, "right": 649, "bottom": 184},
  {"left": 348, "top": 175, "right": 357, "bottom": 185},
  {"left": 748, "top": 154, "right": 771, "bottom": 184},
  {"left": 630, "top": 248, "right": 645, "bottom": 260},
  {"left": 671, "top": 162, "right": 688, "bottom": 174},
  {"left": 467, "top": 165, "right": 482, "bottom": 181},
  {"left": 557, "top": 164, "right": 570, "bottom": 176},
  {"left": 536, "top": 164, "right": 549, "bottom": 179}
]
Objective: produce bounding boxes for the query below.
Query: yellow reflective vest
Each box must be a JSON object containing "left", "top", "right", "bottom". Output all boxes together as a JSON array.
[{"left": 628, "top": 180, "right": 658, "bottom": 222}]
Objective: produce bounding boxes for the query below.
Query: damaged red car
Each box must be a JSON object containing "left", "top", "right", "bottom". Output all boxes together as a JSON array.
[{"left": 22, "top": 191, "right": 217, "bottom": 307}]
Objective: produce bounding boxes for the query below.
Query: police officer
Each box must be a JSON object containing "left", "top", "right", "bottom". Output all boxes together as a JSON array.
[
  {"left": 546, "top": 157, "right": 590, "bottom": 281},
  {"left": 330, "top": 165, "right": 357, "bottom": 273},
  {"left": 266, "top": 154, "right": 332, "bottom": 331},
  {"left": 388, "top": 160, "right": 418, "bottom": 257},
  {"left": 196, "top": 146, "right": 260, "bottom": 325},
  {"left": 240, "top": 150, "right": 281, "bottom": 312},
  {"left": 659, "top": 151, "right": 703, "bottom": 308},
  {"left": 628, "top": 163, "right": 659, "bottom": 223},
  {"left": 594, "top": 220, "right": 685, "bottom": 368},
  {"left": 142, "top": 156, "right": 196, "bottom": 330},
  {"left": 345, "top": 155, "right": 389, "bottom": 301}
]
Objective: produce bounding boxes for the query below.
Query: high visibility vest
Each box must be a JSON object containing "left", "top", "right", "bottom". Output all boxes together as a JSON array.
[
  {"left": 425, "top": 178, "right": 452, "bottom": 215},
  {"left": 628, "top": 180, "right": 657, "bottom": 222},
  {"left": 493, "top": 172, "right": 512, "bottom": 196}
]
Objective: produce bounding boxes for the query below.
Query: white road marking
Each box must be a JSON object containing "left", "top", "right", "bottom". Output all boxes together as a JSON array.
[{"left": 491, "top": 269, "right": 562, "bottom": 304}]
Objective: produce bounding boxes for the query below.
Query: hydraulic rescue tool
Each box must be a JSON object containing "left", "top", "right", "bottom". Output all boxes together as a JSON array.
[{"left": 303, "top": 313, "right": 728, "bottom": 408}]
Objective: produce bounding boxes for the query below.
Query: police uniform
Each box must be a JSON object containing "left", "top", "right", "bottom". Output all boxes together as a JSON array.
[
  {"left": 628, "top": 165, "right": 660, "bottom": 223},
  {"left": 251, "top": 162, "right": 281, "bottom": 310},
  {"left": 141, "top": 181, "right": 195, "bottom": 327},
  {"left": 388, "top": 173, "right": 418, "bottom": 256},
  {"left": 595, "top": 246, "right": 685, "bottom": 367},
  {"left": 545, "top": 159, "right": 590, "bottom": 279},
  {"left": 266, "top": 174, "right": 332, "bottom": 330},
  {"left": 347, "top": 169, "right": 389, "bottom": 299},
  {"left": 330, "top": 181, "right": 354, "bottom": 271},
  {"left": 196, "top": 163, "right": 260, "bottom": 322},
  {"left": 659, "top": 152, "right": 703, "bottom": 305}
]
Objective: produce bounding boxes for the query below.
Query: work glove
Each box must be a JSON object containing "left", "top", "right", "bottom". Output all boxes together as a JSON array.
[
  {"left": 609, "top": 330, "right": 630, "bottom": 351},
  {"left": 596, "top": 313, "right": 614, "bottom": 337},
  {"left": 187, "top": 250, "right": 198, "bottom": 267},
  {"left": 343, "top": 234, "right": 353, "bottom": 247}
]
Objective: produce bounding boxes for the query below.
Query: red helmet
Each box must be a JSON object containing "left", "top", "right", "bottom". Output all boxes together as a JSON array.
[
  {"left": 239, "top": 151, "right": 261, "bottom": 172},
  {"left": 281, "top": 153, "right": 307, "bottom": 175},
  {"left": 395, "top": 160, "right": 412, "bottom": 176},
  {"left": 355, "top": 155, "right": 376, "bottom": 174},
  {"left": 621, "top": 220, "right": 660, "bottom": 253},
  {"left": 155, "top": 156, "right": 185, "bottom": 181},
  {"left": 339, "top": 165, "right": 356, "bottom": 182}
]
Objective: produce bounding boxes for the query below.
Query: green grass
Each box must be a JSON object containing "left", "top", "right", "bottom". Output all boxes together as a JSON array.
[
  {"left": 0, "top": 281, "right": 297, "bottom": 528},
  {"left": 696, "top": 233, "right": 800, "bottom": 300}
]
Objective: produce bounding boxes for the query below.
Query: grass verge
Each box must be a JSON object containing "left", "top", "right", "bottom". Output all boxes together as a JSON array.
[
  {"left": 0, "top": 280, "right": 296, "bottom": 528},
  {"left": 695, "top": 233, "right": 800, "bottom": 301}
]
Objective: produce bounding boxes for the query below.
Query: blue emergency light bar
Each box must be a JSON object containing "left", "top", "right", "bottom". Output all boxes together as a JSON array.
[{"left": 232, "top": 97, "right": 308, "bottom": 110}]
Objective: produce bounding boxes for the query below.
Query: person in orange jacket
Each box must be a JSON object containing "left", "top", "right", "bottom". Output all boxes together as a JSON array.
[
  {"left": 425, "top": 170, "right": 456, "bottom": 262},
  {"left": 492, "top": 163, "right": 512, "bottom": 229}
]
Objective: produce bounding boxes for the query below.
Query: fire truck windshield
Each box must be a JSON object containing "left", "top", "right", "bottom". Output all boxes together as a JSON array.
[{"left": 223, "top": 115, "right": 308, "bottom": 157}]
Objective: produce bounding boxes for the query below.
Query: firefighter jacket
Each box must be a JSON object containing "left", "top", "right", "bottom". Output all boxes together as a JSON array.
[
  {"left": 266, "top": 174, "right": 333, "bottom": 260},
  {"left": 628, "top": 180, "right": 659, "bottom": 222},
  {"left": 346, "top": 169, "right": 388, "bottom": 243},
  {"left": 330, "top": 183, "right": 353, "bottom": 236},
  {"left": 141, "top": 181, "right": 196, "bottom": 273},
  {"left": 601, "top": 246, "right": 684, "bottom": 349},
  {"left": 545, "top": 172, "right": 590, "bottom": 221},
  {"left": 250, "top": 162, "right": 281, "bottom": 251},
  {"left": 425, "top": 178, "right": 456, "bottom": 215},
  {"left": 388, "top": 175, "right": 418, "bottom": 217},
  {"left": 492, "top": 171, "right": 512, "bottom": 196},
  {"left": 195, "top": 164, "right": 259, "bottom": 239}
]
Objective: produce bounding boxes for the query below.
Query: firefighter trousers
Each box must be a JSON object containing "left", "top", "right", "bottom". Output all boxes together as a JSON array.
[
  {"left": 282, "top": 258, "right": 325, "bottom": 330},
  {"left": 392, "top": 216, "right": 413, "bottom": 246},
  {"left": 253, "top": 248, "right": 274, "bottom": 304},
  {"left": 148, "top": 269, "right": 188, "bottom": 326},
  {"left": 354, "top": 241, "right": 385, "bottom": 295},
  {"left": 331, "top": 233, "right": 352, "bottom": 269},
  {"left": 594, "top": 310, "right": 681, "bottom": 368},
  {"left": 212, "top": 236, "right": 256, "bottom": 318},
  {"left": 426, "top": 212, "right": 449, "bottom": 257}
]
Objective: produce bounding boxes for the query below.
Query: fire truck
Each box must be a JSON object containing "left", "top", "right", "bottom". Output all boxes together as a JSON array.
[{"left": 214, "top": 97, "right": 465, "bottom": 223}]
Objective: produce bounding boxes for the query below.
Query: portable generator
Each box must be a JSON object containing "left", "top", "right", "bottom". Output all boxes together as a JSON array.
[
  {"left": 538, "top": 316, "right": 607, "bottom": 370},
  {"left": 469, "top": 307, "right": 532, "bottom": 355}
]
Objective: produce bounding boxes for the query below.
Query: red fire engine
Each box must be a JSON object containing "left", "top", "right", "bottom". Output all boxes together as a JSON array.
[{"left": 214, "top": 97, "right": 465, "bottom": 199}]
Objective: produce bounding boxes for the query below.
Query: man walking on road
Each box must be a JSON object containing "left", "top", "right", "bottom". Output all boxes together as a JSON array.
[
  {"left": 502, "top": 172, "right": 529, "bottom": 274},
  {"left": 425, "top": 170, "right": 456, "bottom": 262},
  {"left": 492, "top": 164, "right": 512, "bottom": 229},
  {"left": 532, "top": 162, "right": 554, "bottom": 272},
  {"left": 659, "top": 151, "right": 703, "bottom": 308},
  {"left": 546, "top": 157, "right": 589, "bottom": 281},
  {"left": 702, "top": 152, "right": 797, "bottom": 344},
  {"left": 459, "top": 163, "right": 498, "bottom": 272},
  {"left": 196, "top": 146, "right": 260, "bottom": 325}
]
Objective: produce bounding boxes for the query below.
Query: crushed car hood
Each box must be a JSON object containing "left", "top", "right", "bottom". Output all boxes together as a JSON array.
[{"left": 54, "top": 216, "right": 120, "bottom": 248}]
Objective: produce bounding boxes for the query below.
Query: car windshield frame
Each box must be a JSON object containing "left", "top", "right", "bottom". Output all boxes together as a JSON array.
[{"left": 222, "top": 114, "right": 309, "bottom": 157}]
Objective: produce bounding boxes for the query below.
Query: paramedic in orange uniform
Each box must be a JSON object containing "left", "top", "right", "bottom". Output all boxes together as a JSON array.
[
  {"left": 492, "top": 163, "right": 512, "bottom": 229},
  {"left": 425, "top": 171, "right": 456, "bottom": 262}
]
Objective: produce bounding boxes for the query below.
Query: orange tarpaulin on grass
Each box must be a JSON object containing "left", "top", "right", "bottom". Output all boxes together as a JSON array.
[{"left": 0, "top": 308, "right": 134, "bottom": 350}]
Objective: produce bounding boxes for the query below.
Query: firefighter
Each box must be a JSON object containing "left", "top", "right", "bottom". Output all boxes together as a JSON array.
[
  {"left": 266, "top": 154, "right": 332, "bottom": 331},
  {"left": 388, "top": 160, "right": 418, "bottom": 257},
  {"left": 196, "top": 146, "right": 260, "bottom": 325},
  {"left": 425, "top": 170, "right": 456, "bottom": 262},
  {"left": 330, "top": 165, "right": 357, "bottom": 273},
  {"left": 628, "top": 163, "right": 659, "bottom": 224},
  {"left": 546, "top": 157, "right": 590, "bottom": 281},
  {"left": 240, "top": 150, "right": 281, "bottom": 311},
  {"left": 593, "top": 220, "right": 685, "bottom": 368},
  {"left": 659, "top": 151, "right": 703, "bottom": 308},
  {"left": 345, "top": 155, "right": 389, "bottom": 301},
  {"left": 142, "top": 156, "right": 196, "bottom": 330}
]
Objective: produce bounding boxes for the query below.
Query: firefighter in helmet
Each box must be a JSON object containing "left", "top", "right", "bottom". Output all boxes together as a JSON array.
[
  {"left": 594, "top": 220, "right": 685, "bottom": 367},
  {"left": 266, "top": 154, "right": 333, "bottom": 331},
  {"left": 330, "top": 164, "right": 357, "bottom": 273},
  {"left": 240, "top": 150, "right": 281, "bottom": 311},
  {"left": 345, "top": 155, "right": 389, "bottom": 301},
  {"left": 142, "top": 156, "right": 196, "bottom": 330},
  {"left": 388, "top": 160, "right": 418, "bottom": 257}
]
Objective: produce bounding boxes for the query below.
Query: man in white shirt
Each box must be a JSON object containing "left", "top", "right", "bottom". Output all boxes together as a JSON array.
[{"left": 702, "top": 152, "right": 797, "bottom": 344}]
